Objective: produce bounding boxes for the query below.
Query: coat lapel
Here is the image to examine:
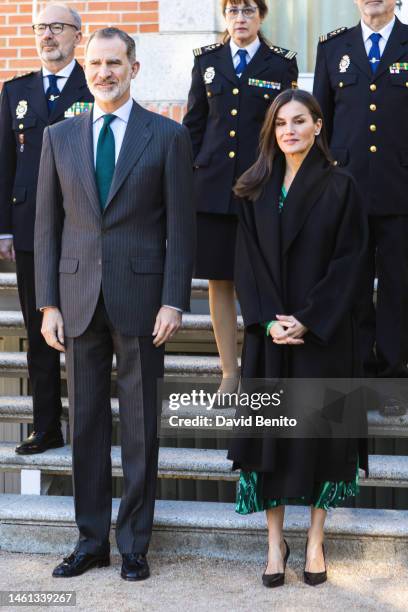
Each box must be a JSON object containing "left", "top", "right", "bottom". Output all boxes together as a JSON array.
[
  {"left": 252, "top": 155, "right": 285, "bottom": 292},
  {"left": 49, "top": 60, "right": 90, "bottom": 123},
  {"left": 346, "top": 24, "right": 372, "bottom": 79},
  {"left": 374, "top": 17, "right": 408, "bottom": 81},
  {"left": 104, "top": 101, "right": 152, "bottom": 210},
  {"left": 26, "top": 70, "right": 49, "bottom": 124},
  {"left": 69, "top": 110, "right": 101, "bottom": 218},
  {"left": 281, "top": 146, "right": 333, "bottom": 254},
  {"left": 212, "top": 44, "right": 239, "bottom": 85},
  {"left": 241, "top": 41, "right": 273, "bottom": 80}
]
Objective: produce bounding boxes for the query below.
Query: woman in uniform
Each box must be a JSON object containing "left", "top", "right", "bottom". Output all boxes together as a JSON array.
[
  {"left": 183, "top": 0, "right": 298, "bottom": 394},
  {"left": 228, "top": 89, "right": 368, "bottom": 587}
]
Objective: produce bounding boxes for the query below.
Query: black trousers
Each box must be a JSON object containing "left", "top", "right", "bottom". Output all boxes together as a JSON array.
[
  {"left": 15, "top": 250, "right": 62, "bottom": 431},
  {"left": 65, "top": 293, "right": 164, "bottom": 555},
  {"left": 358, "top": 215, "right": 408, "bottom": 378}
]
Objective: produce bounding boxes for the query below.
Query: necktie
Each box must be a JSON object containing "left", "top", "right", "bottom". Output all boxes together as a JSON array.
[
  {"left": 235, "top": 49, "right": 248, "bottom": 77},
  {"left": 95, "top": 114, "right": 116, "bottom": 210},
  {"left": 368, "top": 32, "right": 382, "bottom": 74},
  {"left": 46, "top": 74, "right": 61, "bottom": 113}
]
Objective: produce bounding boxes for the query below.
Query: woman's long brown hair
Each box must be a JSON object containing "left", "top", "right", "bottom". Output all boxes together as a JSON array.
[{"left": 234, "top": 89, "right": 333, "bottom": 202}]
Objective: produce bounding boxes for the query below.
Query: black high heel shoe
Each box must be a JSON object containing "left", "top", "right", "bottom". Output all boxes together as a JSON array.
[
  {"left": 262, "top": 539, "right": 290, "bottom": 588},
  {"left": 303, "top": 539, "right": 327, "bottom": 586}
]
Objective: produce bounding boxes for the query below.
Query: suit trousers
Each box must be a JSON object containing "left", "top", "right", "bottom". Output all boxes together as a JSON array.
[
  {"left": 358, "top": 215, "right": 408, "bottom": 378},
  {"left": 15, "top": 250, "right": 62, "bottom": 431},
  {"left": 65, "top": 293, "right": 164, "bottom": 555}
]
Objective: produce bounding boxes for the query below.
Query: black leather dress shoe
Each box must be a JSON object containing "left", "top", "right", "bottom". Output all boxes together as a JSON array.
[
  {"left": 121, "top": 553, "right": 150, "bottom": 581},
  {"left": 52, "top": 551, "right": 110, "bottom": 578},
  {"left": 303, "top": 540, "right": 327, "bottom": 586},
  {"left": 15, "top": 430, "right": 64, "bottom": 455}
]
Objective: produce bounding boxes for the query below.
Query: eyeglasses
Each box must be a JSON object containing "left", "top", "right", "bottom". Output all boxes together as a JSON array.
[
  {"left": 32, "top": 22, "right": 79, "bottom": 35},
  {"left": 225, "top": 7, "right": 258, "bottom": 19}
]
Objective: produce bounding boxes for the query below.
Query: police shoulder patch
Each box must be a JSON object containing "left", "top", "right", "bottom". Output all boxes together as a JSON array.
[
  {"left": 319, "top": 27, "right": 348, "bottom": 44},
  {"left": 6, "top": 71, "right": 35, "bottom": 83},
  {"left": 269, "top": 45, "right": 297, "bottom": 61},
  {"left": 193, "top": 42, "right": 223, "bottom": 57}
]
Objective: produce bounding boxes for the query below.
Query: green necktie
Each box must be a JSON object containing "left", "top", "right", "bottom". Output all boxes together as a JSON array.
[{"left": 95, "top": 114, "right": 116, "bottom": 210}]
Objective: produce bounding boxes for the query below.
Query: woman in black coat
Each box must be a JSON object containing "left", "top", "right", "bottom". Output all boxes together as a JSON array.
[
  {"left": 228, "top": 89, "right": 368, "bottom": 587},
  {"left": 183, "top": 0, "right": 298, "bottom": 393}
]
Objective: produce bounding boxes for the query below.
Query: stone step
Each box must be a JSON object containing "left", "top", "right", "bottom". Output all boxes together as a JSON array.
[
  {"left": 0, "top": 396, "right": 406, "bottom": 438},
  {"left": 0, "top": 274, "right": 209, "bottom": 298},
  {"left": 0, "top": 443, "right": 407, "bottom": 488},
  {"left": 0, "top": 494, "right": 407, "bottom": 561},
  {"left": 0, "top": 353, "right": 222, "bottom": 378},
  {"left": 0, "top": 311, "right": 243, "bottom": 341}
]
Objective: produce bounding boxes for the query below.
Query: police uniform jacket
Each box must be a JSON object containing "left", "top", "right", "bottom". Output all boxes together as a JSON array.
[
  {"left": 0, "top": 60, "right": 93, "bottom": 251},
  {"left": 183, "top": 40, "right": 298, "bottom": 215},
  {"left": 313, "top": 17, "right": 408, "bottom": 216}
]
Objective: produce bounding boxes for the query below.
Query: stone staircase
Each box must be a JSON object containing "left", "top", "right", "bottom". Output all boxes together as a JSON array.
[{"left": 0, "top": 272, "right": 407, "bottom": 562}]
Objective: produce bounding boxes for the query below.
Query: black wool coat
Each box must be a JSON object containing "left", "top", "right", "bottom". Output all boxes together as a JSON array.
[
  {"left": 313, "top": 17, "right": 408, "bottom": 216},
  {"left": 183, "top": 40, "right": 298, "bottom": 215},
  {"left": 228, "top": 146, "right": 369, "bottom": 491}
]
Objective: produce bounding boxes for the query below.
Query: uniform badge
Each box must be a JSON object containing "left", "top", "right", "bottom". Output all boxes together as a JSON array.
[
  {"left": 389, "top": 62, "right": 408, "bottom": 74},
  {"left": 64, "top": 101, "right": 94, "bottom": 118},
  {"left": 248, "top": 78, "right": 281, "bottom": 90},
  {"left": 16, "top": 100, "right": 28, "bottom": 119},
  {"left": 203, "top": 66, "right": 215, "bottom": 84},
  {"left": 339, "top": 55, "right": 350, "bottom": 73}
]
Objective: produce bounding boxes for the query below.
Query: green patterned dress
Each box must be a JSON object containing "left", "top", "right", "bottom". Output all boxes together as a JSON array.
[{"left": 235, "top": 185, "right": 360, "bottom": 515}]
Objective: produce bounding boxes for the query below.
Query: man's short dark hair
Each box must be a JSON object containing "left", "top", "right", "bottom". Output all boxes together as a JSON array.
[{"left": 86, "top": 27, "right": 136, "bottom": 63}]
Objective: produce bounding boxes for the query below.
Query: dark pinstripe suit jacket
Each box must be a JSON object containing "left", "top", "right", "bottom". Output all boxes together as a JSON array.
[{"left": 34, "top": 101, "right": 195, "bottom": 338}]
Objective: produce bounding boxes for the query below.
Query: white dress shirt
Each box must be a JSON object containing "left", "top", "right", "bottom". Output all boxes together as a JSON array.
[
  {"left": 0, "top": 60, "right": 78, "bottom": 240},
  {"left": 361, "top": 16, "right": 395, "bottom": 57},
  {"left": 230, "top": 36, "right": 261, "bottom": 76},
  {"left": 42, "top": 57, "right": 76, "bottom": 93},
  {"left": 92, "top": 96, "right": 133, "bottom": 166}
]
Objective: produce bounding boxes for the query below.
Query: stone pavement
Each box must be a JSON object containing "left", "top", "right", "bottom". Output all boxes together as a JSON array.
[{"left": 0, "top": 552, "right": 407, "bottom": 612}]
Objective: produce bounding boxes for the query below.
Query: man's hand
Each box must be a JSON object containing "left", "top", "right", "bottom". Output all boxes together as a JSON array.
[
  {"left": 152, "top": 306, "right": 182, "bottom": 347},
  {"left": 41, "top": 307, "right": 65, "bottom": 352},
  {"left": 0, "top": 238, "right": 15, "bottom": 262}
]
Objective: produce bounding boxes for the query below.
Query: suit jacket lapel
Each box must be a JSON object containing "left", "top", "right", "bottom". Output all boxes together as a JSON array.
[
  {"left": 26, "top": 70, "right": 49, "bottom": 124},
  {"left": 104, "top": 101, "right": 152, "bottom": 209},
  {"left": 49, "top": 60, "right": 90, "bottom": 123},
  {"left": 69, "top": 110, "right": 101, "bottom": 218},
  {"left": 374, "top": 17, "right": 408, "bottom": 81},
  {"left": 346, "top": 24, "right": 372, "bottom": 79},
  {"left": 281, "top": 146, "right": 333, "bottom": 254},
  {"left": 241, "top": 41, "right": 272, "bottom": 80},
  {"left": 213, "top": 44, "right": 239, "bottom": 85}
]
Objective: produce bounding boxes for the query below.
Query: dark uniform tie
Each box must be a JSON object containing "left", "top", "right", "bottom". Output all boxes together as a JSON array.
[
  {"left": 46, "top": 74, "right": 62, "bottom": 113},
  {"left": 368, "top": 32, "right": 382, "bottom": 74},
  {"left": 95, "top": 114, "right": 116, "bottom": 210},
  {"left": 235, "top": 49, "right": 248, "bottom": 77}
]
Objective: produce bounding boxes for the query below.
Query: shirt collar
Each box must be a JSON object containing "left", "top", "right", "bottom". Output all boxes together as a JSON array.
[
  {"left": 361, "top": 15, "right": 396, "bottom": 44},
  {"left": 42, "top": 57, "right": 76, "bottom": 78},
  {"left": 230, "top": 36, "right": 261, "bottom": 61},
  {"left": 92, "top": 96, "right": 134, "bottom": 124}
]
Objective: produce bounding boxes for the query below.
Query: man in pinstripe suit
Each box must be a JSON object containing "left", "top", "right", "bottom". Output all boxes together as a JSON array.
[{"left": 34, "top": 28, "right": 195, "bottom": 580}]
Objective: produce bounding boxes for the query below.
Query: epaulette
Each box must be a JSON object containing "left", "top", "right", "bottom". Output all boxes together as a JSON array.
[
  {"left": 5, "top": 71, "right": 35, "bottom": 83},
  {"left": 269, "top": 45, "right": 297, "bottom": 61},
  {"left": 319, "top": 27, "right": 348, "bottom": 43},
  {"left": 193, "top": 43, "right": 223, "bottom": 57}
]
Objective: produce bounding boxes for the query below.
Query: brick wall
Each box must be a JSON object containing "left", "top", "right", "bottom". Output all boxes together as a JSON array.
[{"left": 0, "top": 0, "right": 159, "bottom": 84}]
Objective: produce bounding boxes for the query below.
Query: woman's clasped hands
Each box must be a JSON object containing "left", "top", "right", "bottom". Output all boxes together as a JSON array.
[{"left": 269, "top": 315, "right": 308, "bottom": 345}]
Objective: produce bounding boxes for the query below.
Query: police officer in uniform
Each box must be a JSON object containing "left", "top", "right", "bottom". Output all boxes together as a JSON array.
[
  {"left": 0, "top": 2, "right": 93, "bottom": 453},
  {"left": 313, "top": 0, "right": 408, "bottom": 414},
  {"left": 183, "top": 0, "right": 298, "bottom": 394}
]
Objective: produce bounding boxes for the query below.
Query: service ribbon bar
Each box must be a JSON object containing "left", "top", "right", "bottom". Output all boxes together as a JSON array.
[
  {"left": 248, "top": 78, "right": 281, "bottom": 90},
  {"left": 389, "top": 62, "right": 408, "bottom": 74}
]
